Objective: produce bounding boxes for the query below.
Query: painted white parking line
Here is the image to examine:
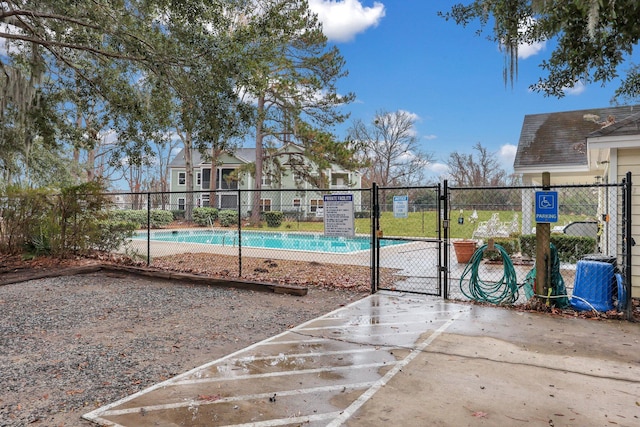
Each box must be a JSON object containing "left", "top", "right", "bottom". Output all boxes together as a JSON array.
[
  {"left": 173, "top": 361, "right": 398, "bottom": 386},
  {"left": 84, "top": 295, "right": 469, "bottom": 427},
  {"left": 226, "top": 411, "right": 344, "bottom": 427},
  {"left": 299, "top": 317, "right": 449, "bottom": 331},
  {"left": 229, "top": 346, "right": 379, "bottom": 362},
  {"left": 102, "top": 382, "right": 377, "bottom": 417},
  {"left": 321, "top": 309, "right": 460, "bottom": 320},
  {"left": 325, "top": 311, "right": 464, "bottom": 427}
]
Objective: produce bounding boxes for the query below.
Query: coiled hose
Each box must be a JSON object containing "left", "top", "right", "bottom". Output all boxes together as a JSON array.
[{"left": 459, "top": 243, "right": 519, "bottom": 305}]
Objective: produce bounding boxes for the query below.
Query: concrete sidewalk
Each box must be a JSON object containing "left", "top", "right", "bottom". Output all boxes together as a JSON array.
[{"left": 84, "top": 292, "right": 640, "bottom": 427}]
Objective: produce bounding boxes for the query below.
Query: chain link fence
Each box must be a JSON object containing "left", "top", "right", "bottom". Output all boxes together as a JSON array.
[
  {"left": 111, "top": 188, "right": 380, "bottom": 291},
  {"left": 445, "top": 182, "right": 630, "bottom": 315},
  {"left": 87, "top": 181, "right": 637, "bottom": 315},
  {"left": 1, "top": 180, "right": 632, "bottom": 317}
]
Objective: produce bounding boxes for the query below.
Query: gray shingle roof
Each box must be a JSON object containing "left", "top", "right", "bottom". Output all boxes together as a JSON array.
[
  {"left": 514, "top": 105, "right": 640, "bottom": 170},
  {"left": 168, "top": 148, "right": 256, "bottom": 167}
]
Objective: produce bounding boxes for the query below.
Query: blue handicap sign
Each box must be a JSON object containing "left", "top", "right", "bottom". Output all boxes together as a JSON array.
[{"left": 535, "top": 191, "right": 558, "bottom": 223}]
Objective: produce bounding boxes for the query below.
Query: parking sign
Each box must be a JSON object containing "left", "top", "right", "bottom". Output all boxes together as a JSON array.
[{"left": 535, "top": 191, "right": 558, "bottom": 223}]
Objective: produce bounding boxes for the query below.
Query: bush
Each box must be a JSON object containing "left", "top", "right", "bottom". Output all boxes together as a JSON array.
[
  {"left": 172, "top": 209, "right": 185, "bottom": 221},
  {"left": 93, "top": 220, "right": 138, "bottom": 251},
  {"left": 1, "top": 186, "right": 55, "bottom": 254},
  {"left": 149, "top": 210, "right": 173, "bottom": 228},
  {"left": 483, "top": 237, "right": 519, "bottom": 261},
  {"left": 520, "top": 234, "right": 597, "bottom": 263},
  {"left": 218, "top": 210, "right": 238, "bottom": 227},
  {"left": 264, "top": 211, "right": 284, "bottom": 227},
  {"left": 193, "top": 207, "right": 219, "bottom": 226},
  {"left": 355, "top": 211, "right": 371, "bottom": 219},
  {"left": 110, "top": 209, "right": 146, "bottom": 227},
  {"left": 109, "top": 209, "right": 173, "bottom": 228}
]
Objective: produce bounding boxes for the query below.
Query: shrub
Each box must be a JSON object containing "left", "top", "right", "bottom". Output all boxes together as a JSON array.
[
  {"left": 55, "top": 180, "right": 114, "bottom": 254},
  {"left": 1, "top": 186, "right": 55, "bottom": 254},
  {"left": 483, "top": 237, "right": 519, "bottom": 261},
  {"left": 193, "top": 207, "right": 219, "bottom": 226},
  {"left": 171, "top": 209, "right": 185, "bottom": 221},
  {"left": 520, "top": 234, "right": 597, "bottom": 263},
  {"left": 264, "top": 211, "right": 284, "bottom": 227},
  {"left": 149, "top": 210, "right": 173, "bottom": 228},
  {"left": 218, "top": 210, "right": 238, "bottom": 227},
  {"left": 110, "top": 209, "right": 146, "bottom": 227},
  {"left": 109, "top": 209, "right": 173, "bottom": 228},
  {"left": 355, "top": 211, "right": 371, "bottom": 219},
  {"left": 93, "top": 220, "right": 138, "bottom": 251}
]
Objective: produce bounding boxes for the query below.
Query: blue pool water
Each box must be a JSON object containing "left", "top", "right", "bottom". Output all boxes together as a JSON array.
[{"left": 134, "top": 230, "right": 406, "bottom": 253}]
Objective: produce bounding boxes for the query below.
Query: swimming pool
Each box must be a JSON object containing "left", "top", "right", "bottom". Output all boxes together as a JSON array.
[{"left": 134, "top": 230, "right": 406, "bottom": 254}]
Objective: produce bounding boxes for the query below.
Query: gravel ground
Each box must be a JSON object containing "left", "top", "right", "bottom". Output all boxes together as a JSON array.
[{"left": 0, "top": 272, "right": 367, "bottom": 426}]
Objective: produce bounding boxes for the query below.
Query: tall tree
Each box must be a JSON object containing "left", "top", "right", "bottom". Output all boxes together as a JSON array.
[
  {"left": 440, "top": 0, "right": 640, "bottom": 101},
  {"left": 447, "top": 142, "right": 509, "bottom": 187},
  {"left": 146, "top": 2, "right": 254, "bottom": 220},
  {"left": 241, "top": 0, "right": 355, "bottom": 223},
  {"left": 348, "top": 110, "right": 434, "bottom": 188},
  {"left": 0, "top": 0, "right": 246, "bottom": 189}
]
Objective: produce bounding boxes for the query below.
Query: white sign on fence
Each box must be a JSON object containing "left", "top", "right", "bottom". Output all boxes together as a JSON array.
[
  {"left": 393, "top": 195, "right": 409, "bottom": 218},
  {"left": 323, "top": 194, "right": 355, "bottom": 237}
]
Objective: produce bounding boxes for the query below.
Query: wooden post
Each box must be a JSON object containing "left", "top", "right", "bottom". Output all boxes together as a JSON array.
[{"left": 535, "top": 172, "right": 551, "bottom": 300}]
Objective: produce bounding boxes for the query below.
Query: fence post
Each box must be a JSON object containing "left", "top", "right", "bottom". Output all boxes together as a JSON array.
[
  {"left": 442, "top": 180, "right": 449, "bottom": 299},
  {"left": 624, "top": 172, "right": 633, "bottom": 319},
  {"left": 535, "top": 172, "right": 551, "bottom": 302},
  {"left": 238, "top": 188, "right": 242, "bottom": 277},
  {"left": 371, "top": 184, "right": 379, "bottom": 294},
  {"left": 146, "top": 192, "right": 151, "bottom": 266}
]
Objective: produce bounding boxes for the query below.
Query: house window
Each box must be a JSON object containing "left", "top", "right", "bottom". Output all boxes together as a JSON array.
[
  {"left": 202, "top": 168, "right": 211, "bottom": 189},
  {"left": 196, "top": 172, "right": 201, "bottom": 186},
  {"left": 178, "top": 172, "right": 185, "bottom": 186},
  {"left": 201, "top": 194, "right": 210, "bottom": 207},
  {"left": 261, "top": 174, "right": 272, "bottom": 187},
  {"left": 220, "top": 194, "right": 237, "bottom": 209},
  {"left": 293, "top": 198, "right": 301, "bottom": 209},
  {"left": 310, "top": 199, "right": 323, "bottom": 213},
  {"left": 219, "top": 168, "right": 236, "bottom": 190},
  {"left": 260, "top": 198, "right": 272, "bottom": 212},
  {"left": 178, "top": 198, "right": 185, "bottom": 210}
]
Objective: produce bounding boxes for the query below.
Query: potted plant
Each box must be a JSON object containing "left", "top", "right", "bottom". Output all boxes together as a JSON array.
[{"left": 453, "top": 239, "right": 478, "bottom": 263}]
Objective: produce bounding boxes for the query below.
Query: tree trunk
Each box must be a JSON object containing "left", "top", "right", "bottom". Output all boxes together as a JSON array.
[
  {"left": 184, "top": 131, "right": 194, "bottom": 222},
  {"left": 209, "top": 146, "right": 221, "bottom": 209},
  {"left": 251, "top": 95, "right": 265, "bottom": 224}
]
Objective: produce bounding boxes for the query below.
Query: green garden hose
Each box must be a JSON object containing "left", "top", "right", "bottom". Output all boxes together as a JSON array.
[{"left": 459, "top": 243, "right": 519, "bottom": 305}]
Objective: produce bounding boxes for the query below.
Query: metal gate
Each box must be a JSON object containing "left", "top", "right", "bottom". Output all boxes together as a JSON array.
[{"left": 372, "top": 183, "right": 445, "bottom": 296}]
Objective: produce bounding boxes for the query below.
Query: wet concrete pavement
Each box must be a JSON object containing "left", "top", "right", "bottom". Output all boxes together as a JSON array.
[{"left": 84, "top": 292, "right": 640, "bottom": 427}]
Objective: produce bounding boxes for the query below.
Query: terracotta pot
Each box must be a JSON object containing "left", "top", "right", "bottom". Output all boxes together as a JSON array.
[{"left": 453, "top": 240, "right": 477, "bottom": 263}]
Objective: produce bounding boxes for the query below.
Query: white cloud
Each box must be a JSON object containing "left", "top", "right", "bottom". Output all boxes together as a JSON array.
[
  {"left": 398, "top": 109, "right": 419, "bottom": 121},
  {"left": 499, "top": 17, "right": 546, "bottom": 59},
  {"left": 517, "top": 39, "right": 545, "bottom": 59},
  {"left": 423, "top": 134, "right": 437, "bottom": 141},
  {"left": 498, "top": 144, "right": 517, "bottom": 170},
  {"left": 563, "top": 80, "right": 586, "bottom": 96},
  {"left": 428, "top": 162, "right": 449, "bottom": 176},
  {"left": 309, "top": 0, "right": 386, "bottom": 42}
]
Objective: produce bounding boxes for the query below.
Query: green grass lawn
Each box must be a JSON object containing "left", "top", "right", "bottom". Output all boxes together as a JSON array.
[{"left": 241, "top": 210, "right": 595, "bottom": 239}]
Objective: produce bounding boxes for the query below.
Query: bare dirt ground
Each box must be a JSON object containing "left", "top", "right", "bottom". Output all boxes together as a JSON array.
[{"left": 0, "top": 254, "right": 370, "bottom": 426}]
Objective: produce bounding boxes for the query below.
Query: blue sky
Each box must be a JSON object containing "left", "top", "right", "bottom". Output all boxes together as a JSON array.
[{"left": 310, "top": 0, "right": 639, "bottom": 179}]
